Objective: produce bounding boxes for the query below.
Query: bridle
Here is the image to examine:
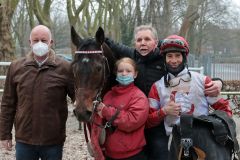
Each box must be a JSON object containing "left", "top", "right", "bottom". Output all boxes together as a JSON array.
[
  {"left": 74, "top": 45, "right": 120, "bottom": 149},
  {"left": 75, "top": 45, "right": 110, "bottom": 121}
]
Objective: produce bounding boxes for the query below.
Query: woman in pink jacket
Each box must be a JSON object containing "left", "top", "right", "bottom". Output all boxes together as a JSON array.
[{"left": 97, "top": 57, "right": 149, "bottom": 160}]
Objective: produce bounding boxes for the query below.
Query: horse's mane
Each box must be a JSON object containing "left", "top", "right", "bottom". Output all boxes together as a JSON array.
[{"left": 72, "top": 37, "right": 102, "bottom": 76}]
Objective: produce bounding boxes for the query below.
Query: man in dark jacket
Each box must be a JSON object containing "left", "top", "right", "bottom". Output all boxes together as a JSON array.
[
  {"left": 0, "top": 25, "right": 75, "bottom": 160},
  {"left": 105, "top": 25, "right": 222, "bottom": 160}
]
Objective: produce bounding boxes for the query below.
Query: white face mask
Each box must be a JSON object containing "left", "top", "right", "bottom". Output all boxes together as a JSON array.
[{"left": 32, "top": 41, "right": 49, "bottom": 57}]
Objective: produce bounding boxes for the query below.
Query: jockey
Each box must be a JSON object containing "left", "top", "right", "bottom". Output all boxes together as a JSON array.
[{"left": 146, "top": 35, "right": 232, "bottom": 135}]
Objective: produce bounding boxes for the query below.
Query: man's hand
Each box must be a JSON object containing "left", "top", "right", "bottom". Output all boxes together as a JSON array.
[
  {"left": 164, "top": 94, "right": 181, "bottom": 116},
  {"left": 205, "top": 80, "right": 222, "bottom": 97},
  {"left": 1, "top": 140, "right": 13, "bottom": 151}
]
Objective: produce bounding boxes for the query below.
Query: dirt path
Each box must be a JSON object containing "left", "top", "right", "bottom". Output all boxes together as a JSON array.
[
  {"left": 0, "top": 107, "right": 93, "bottom": 160},
  {"left": 0, "top": 107, "right": 240, "bottom": 160}
]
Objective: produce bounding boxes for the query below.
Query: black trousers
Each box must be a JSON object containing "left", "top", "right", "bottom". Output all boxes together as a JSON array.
[
  {"left": 105, "top": 150, "right": 147, "bottom": 160},
  {"left": 144, "top": 122, "right": 169, "bottom": 160}
]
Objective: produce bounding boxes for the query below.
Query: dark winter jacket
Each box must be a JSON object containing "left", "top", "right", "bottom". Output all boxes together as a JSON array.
[
  {"left": 105, "top": 38, "right": 166, "bottom": 96},
  {"left": 105, "top": 38, "right": 169, "bottom": 160}
]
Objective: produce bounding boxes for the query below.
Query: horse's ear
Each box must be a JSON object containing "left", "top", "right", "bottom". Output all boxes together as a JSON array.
[
  {"left": 71, "top": 26, "right": 82, "bottom": 47},
  {"left": 95, "top": 27, "right": 105, "bottom": 45}
]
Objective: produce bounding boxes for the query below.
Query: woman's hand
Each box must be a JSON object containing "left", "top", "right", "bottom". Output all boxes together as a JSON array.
[{"left": 96, "top": 102, "right": 105, "bottom": 118}]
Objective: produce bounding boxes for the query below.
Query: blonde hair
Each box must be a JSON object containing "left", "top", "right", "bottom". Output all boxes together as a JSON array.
[{"left": 115, "top": 57, "right": 138, "bottom": 73}]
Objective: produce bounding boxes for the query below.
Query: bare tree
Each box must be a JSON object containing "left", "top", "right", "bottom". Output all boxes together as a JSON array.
[
  {"left": 179, "top": 0, "right": 204, "bottom": 38},
  {"left": 12, "top": 0, "right": 30, "bottom": 57},
  {"left": 25, "top": 0, "right": 35, "bottom": 28},
  {"left": 188, "top": 0, "right": 233, "bottom": 56},
  {"left": 23, "top": 0, "right": 54, "bottom": 29},
  {"left": 66, "top": 0, "right": 89, "bottom": 30},
  {"left": 66, "top": 0, "right": 123, "bottom": 39},
  {"left": 0, "top": 0, "right": 19, "bottom": 60}
]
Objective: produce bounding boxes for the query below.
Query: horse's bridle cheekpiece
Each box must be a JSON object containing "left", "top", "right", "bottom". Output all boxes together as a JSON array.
[{"left": 74, "top": 46, "right": 110, "bottom": 121}]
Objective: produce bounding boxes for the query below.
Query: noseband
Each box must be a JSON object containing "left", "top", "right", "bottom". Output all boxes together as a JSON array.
[{"left": 75, "top": 46, "right": 110, "bottom": 120}]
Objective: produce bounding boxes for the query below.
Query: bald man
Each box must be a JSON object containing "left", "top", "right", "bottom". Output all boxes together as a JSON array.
[{"left": 0, "top": 25, "right": 75, "bottom": 160}]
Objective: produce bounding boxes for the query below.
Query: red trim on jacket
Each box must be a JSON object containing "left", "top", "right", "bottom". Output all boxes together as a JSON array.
[
  {"left": 146, "top": 84, "right": 166, "bottom": 128},
  {"left": 205, "top": 76, "right": 232, "bottom": 117}
]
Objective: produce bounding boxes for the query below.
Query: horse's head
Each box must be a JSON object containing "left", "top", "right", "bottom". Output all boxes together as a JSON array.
[{"left": 71, "top": 26, "right": 115, "bottom": 122}]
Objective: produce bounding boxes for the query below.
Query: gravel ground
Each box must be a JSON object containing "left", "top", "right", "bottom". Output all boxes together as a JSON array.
[
  {"left": 0, "top": 105, "right": 94, "bottom": 160},
  {"left": 0, "top": 105, "right": 239, "bottom": 160}
]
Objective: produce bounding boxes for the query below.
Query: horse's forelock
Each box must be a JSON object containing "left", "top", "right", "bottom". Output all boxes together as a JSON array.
[
  {"left": 71, "top": 27, "right": 117, "bottom": 122},
  {"left": 72, "top": 53, "right": 104, "bottom": 89},
  {"left": 77, "top": 38, "right": 101, "bottom": 51}
]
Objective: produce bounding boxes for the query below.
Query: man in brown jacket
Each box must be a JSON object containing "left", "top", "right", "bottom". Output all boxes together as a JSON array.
[{"left": 0, "top": 25, "right": 75, "bottom": 160}]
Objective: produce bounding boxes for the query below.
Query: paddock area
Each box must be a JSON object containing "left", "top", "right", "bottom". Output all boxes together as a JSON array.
[
  {"left": 0, "top": 104, "right": 239, "bottom": 160},
  {"left": 0, "top": 105, "right": 94, "bottom": 160}
]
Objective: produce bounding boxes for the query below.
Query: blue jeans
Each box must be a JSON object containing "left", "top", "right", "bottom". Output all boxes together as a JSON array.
[{"left": 16, "top": 142, "right": 63, "bottom": 160}]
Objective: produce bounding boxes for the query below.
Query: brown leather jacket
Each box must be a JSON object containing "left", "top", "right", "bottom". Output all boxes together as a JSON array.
[{"left": 0, "top": 50, "right": 75, "bottom": 145}]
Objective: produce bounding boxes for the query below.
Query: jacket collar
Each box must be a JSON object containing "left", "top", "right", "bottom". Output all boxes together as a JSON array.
[
  {"left": 168, "top": 68, "right": 188, "bottom": 79},
  {"left": 112, "top": 83, "right": 135, "bottom": 94},
  {"left": 24, "top": 49, "right": 57, "bottom": 67},
  {"left": 136, "top": 48, "right": 161, "bottom": 62}
]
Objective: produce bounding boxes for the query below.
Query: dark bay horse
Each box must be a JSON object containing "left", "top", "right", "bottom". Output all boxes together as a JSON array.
[
  {"left": 71, "top": 26, "right": 116, "bottom": 122},
  {"left": 169, "top": 111, "right": 239, "bottom": 160}
]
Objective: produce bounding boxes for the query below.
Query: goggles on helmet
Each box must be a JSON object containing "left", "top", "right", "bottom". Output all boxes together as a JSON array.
[
  {"left": 161, "top": 38, "right": 185, "bottom": 49},
  {"left": 168, "top": 72, "right": 191, "bottom": 87}
]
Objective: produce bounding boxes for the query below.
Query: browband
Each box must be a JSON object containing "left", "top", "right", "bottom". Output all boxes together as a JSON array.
[{"left": 75, "top": 50, "right": 103, "bottom": 54}]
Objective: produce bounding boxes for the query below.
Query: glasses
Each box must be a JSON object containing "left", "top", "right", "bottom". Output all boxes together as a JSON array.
[
  {"left": 161, "top": 39, "right": 185, "bottom": 48},
  {"left": 168, "top": 72, "right": 191, "bottom": 87}
]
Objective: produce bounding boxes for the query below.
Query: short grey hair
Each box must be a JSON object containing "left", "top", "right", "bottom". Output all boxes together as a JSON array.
[{"left": 134, "top": 24, "right": 158, "bottom": 41}]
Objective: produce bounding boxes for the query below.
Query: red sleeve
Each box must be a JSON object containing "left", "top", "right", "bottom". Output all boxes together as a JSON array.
[
  {"left": 145, "top": 107, "right": 166, "bottom": 128},
  {"left": 211, "top": 99, "right": 232, "bottom": 117},
  {"left": 204, "top": 76, "right": 212, "bottom": 96},
  {"left": 205, "top": 76, "right": 232, "bottom": 117},
  {"left": 145, "top": 83, "right": 166, "bottom": 128},
  {"left": 102, "top": 91, "right": 149, "bottom": 133},
  {"left": 205, "top": 76, "right": 212, "bottom": 85}
]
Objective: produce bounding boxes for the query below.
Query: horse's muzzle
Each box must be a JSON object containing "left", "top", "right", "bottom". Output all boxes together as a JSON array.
[{"left": 73, "top": 108, "right": 92, "bottom": 122}]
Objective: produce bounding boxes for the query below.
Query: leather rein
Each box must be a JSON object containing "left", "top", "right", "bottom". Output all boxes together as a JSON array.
[{"left": 75, "top": 46, "right": 119, "bottom": 146}]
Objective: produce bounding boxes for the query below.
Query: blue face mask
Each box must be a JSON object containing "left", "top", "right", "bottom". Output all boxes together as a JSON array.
[{"left": 116, "top": 75, "right": 134, "bottom": 86}]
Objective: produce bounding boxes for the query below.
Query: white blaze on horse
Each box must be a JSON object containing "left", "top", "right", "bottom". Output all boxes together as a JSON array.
[
  {"left": 70, "top": 27, "right": 240, "bottom": 160},
  {"left": 71, "top": 26, "right": 116, "bottom": 122},
  {"left": 71, "top": 27, "right": 117, "bottom": 159}
]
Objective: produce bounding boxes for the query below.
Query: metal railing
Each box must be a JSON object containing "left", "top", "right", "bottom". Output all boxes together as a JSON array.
[
  {"left": 189, "top": 66, "right": 204, "bottom": 74},
  {"left": 0, "top": 63, "right": 237, "bottom": 91},
  {"left": 0, "top": 62, "right": 11, "bottom": 92}
]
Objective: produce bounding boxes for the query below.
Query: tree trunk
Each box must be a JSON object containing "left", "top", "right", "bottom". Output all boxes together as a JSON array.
[
  {"left": 179, "top": 0, "right": 204, "bottom": 38},
  {"left": 136, "top": 0, "right": 142, "bottom": 25},
  {"left": 162, "top": 0, "right": 171, "bottom": 37},
  {"left": 0, "top": 0, "right": 19, "bottom": 60}
]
